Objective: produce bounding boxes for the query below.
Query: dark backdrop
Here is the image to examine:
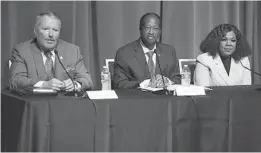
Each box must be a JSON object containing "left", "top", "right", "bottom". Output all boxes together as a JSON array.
[{"left": 1, "top": 1, "right": 261, "bottom": 89}]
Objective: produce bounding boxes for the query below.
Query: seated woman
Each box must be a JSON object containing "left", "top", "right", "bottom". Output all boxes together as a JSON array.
[{"left": 194, "top": 24, "right": 252, "bottom": 86}]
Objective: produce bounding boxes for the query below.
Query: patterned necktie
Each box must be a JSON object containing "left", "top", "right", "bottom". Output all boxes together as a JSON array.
[
  {"left": 44, "top": 52, "right": 54, "bottom": 80},
  {"left": 146, "top": 51, "right": 156, "bottom": 82}
]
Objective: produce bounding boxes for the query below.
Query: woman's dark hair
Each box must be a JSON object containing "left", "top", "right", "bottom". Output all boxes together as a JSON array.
[{"left": 200, "top": 23, "right": 251, "bottom": 61}]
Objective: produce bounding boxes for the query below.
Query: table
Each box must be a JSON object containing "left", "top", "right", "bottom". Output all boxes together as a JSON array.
[{"left": 2, "top": 85, "right": 261, "bottom": 152}]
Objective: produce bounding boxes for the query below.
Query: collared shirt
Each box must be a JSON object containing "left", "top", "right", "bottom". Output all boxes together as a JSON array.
[
  {"left": 140, "top": 39, "right": 156, "bottom": 68},
  {"left": 42, "top": 50, "right": 55, "bottom": 66}
]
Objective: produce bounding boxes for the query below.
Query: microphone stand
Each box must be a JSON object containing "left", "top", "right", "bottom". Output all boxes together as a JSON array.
[
  {"left": 240, "top": 60, "right": 261, "bottom": 77},
  {"left": 239, "top": 60, "right": 261, "bottom": 91},
  {"left": 152, "top": 49, "right": 172, "bottom": 95},
  {"left": 54, "top": 50, "right": 78, "bottom": 97}
]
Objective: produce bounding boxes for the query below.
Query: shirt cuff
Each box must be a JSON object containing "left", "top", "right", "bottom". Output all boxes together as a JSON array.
[{"left": 34, "top": 81, "right": 44, "bottom": 88}]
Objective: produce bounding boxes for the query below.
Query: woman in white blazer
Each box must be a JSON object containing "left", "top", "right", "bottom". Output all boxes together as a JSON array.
[{"left": 194, "top": 24, "right": 252, "bottom": 86}]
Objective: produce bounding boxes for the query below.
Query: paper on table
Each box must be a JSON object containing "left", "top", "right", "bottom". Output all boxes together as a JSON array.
[
  {"left": 139, "top": 85, "right": 212, "bottom": 92},
  {"left": 86, "top": 90, "right": 118, "bottom": 99},
  {"left": 138, "top": 86, "right": 164, "bottom": 92},
  {"left": 139, "top": 79, "right": 164, "bottom": 92},
  {"left": 167, "top": 85, "right": 206, "bottom": 96},
  {"left": 33, "top": 88, "right": 57, "bottom": 94},
  {"left": 167, "top": 84, "right": 212, "bottom": 91}
]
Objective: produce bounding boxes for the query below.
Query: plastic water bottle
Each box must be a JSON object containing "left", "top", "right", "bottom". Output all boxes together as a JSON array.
[
  {"left": 181, "top": 65, "right": 191, "bottom": 86},
  {"left": 101, "top": 66, "right": 111, "bottom": 90}
]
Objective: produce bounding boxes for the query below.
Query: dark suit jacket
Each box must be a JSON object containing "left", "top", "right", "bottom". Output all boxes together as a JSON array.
[
  {"left": 113, "top": 39, "right": 181, "bottom": 89},
  {"left": 9, "top": 38, "right": 92, "bottom": 90}
]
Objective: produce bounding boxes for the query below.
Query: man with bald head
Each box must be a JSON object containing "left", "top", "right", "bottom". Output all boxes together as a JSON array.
[
  {"left": 10, "top": 11, "right": 92, "bottom": 91},
  {"left": 114, "top": 12, "right": 181, "bottom": 89}
]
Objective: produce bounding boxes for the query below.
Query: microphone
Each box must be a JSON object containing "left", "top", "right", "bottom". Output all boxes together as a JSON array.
[
  {"left": 196, "top": 59, "right": 211, "bottom": 71},
  {"left": 240, "top": 60, "right": 261, "bottom": 77},
  {"left": 152, "top": 48, "right": 172, "bottom": 95},
  {"left": 54, "top": 50, "right": 78, "bottom": 97}
]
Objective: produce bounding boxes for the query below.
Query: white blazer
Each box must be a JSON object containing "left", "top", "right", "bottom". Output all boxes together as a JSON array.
[{"left": 194, "top": 52, "right": 251, "bottom": 86}]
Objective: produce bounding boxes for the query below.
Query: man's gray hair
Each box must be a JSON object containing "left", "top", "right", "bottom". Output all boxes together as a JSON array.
[{"left": 35, "top": 11, "right": 61, "bottom": 28}]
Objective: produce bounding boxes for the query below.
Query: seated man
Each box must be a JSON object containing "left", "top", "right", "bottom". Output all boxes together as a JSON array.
[
  {"left": 9, "top": 11, "right": 92, "bottom": 91},
  {"left": 113, "top": 12, "right": 181, "bottom": 89}
]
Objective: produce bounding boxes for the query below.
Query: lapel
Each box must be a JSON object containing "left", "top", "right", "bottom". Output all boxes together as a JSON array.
[
  {"left": 213, "top": 54, "right": 229, "bottom": 85},
  {"left": 30, "top": 39, "right": 49, "bottom": 81},
  {"left": 132, "top": 39, "right": 150, "bottom": 78},
  {"left": 54, "top": 41, "right": 66, "bottom": 80}
]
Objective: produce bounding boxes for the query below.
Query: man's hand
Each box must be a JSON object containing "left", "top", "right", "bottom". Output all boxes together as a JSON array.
[
  {"left": 155, "top": 74, "right": 173, "bottom": 87},
  {"left": 148, "top": 74, "right": 173, "bottom": 88},
  {"left": 63, "top": 79, "right": 75, "bottom": 92},
  {"left": 42, "top": 78, "right": 65, "bottom": 91}
]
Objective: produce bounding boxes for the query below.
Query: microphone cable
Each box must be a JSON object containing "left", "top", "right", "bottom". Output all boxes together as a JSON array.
[
  {"left": 87, "top": 97, "right": 97, "bottom": 152},
  {"left": 55, "top": 50, "right": 97, "bottom": 151},
  {"left": 189, "top": 96, "right": 199, "bottom": 121},
  {"left": 80, "top": 90, "right": 98, "bottom": 152},
  {"left": 68, "top": 92, "right": 97, "bottom": 152}
]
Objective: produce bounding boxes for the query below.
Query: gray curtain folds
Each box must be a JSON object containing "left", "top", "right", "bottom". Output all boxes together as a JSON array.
[{"left": 1, "top": 1, "right": 260, "bottom": 89}]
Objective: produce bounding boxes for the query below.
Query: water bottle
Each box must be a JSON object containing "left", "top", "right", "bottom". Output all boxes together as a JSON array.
[
  {"left": 101, "top": 66, "right": 111, "bottom": 90},
  {"left": 181, "top": 65, "right": 191, "bottom": 86}
]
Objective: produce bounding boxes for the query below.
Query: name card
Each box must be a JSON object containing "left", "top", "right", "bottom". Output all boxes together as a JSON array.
[
  {"left": 174, "top": 86, "right": 206, "bottom": 96},
  {"left": 86, "top": 90, "right": 118, "bottom": 99}
]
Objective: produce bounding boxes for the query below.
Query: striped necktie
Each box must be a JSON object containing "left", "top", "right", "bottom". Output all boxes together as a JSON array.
[
  {"left": 44, "top": 52, "right": 54, "bottom": 80},
  {"left": 146, "top": 50, "right": 156, "bottom": 82}
]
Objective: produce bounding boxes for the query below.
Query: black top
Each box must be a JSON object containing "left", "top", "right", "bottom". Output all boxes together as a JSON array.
[{"left": 220, "top": 55, "right": 231, "bottom": 76}]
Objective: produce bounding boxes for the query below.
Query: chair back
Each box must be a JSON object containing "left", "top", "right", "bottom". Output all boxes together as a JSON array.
[
  {"left": 179, "top": 59, "right": 196, "bottom": 84},
  {"left": 9, "top": 60, "right": 12, "bottom": 69}
]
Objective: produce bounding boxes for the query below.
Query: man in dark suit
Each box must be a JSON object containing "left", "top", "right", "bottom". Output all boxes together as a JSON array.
[
  {"left": 113, "top": 12, "right": 181, "bottom": 89},
  {"left": 10, "top": 11, "right": 92, "bottom": 91}
]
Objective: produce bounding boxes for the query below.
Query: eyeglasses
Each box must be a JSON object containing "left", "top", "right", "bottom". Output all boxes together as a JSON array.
[{"left": 143, "top": 26, "right": 160, "bottom": 32}]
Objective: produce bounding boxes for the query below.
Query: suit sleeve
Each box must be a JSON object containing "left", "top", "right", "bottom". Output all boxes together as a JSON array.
[
  {"left": 242, "top": 57, "right": 251, "bottom": 85},
  {"left": 169, "top": 47, "right": 181, "bottom": 84},
  {"left": 9, "top": 47, "right": 38, "bottom": 89},
  {"left": 113, "top": 49, "right": 141, "bottom": 89},
  {"left": 194, "top": 55, "right": 211, "bottom": 86},
  {"left": 73, "top": 46, "right": 93, "bottom": 91}
]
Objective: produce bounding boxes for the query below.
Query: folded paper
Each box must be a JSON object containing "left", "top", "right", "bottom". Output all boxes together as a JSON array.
[
  {"left": 167, "top": 85, "right": 206, "bottom": 96},
  {"left": 86, "top": 90, "right": 118, "bottom": 99}
]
